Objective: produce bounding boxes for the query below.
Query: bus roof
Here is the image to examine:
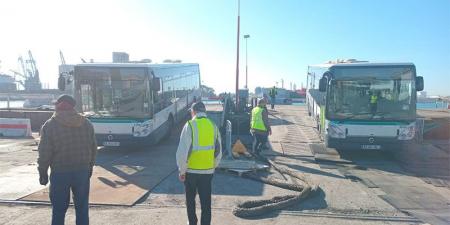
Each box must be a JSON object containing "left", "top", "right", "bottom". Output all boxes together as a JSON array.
[
  {"left": 309, "top": 62, "right": 415, "bottom": 69},
  {"left": 74, "top": 63, "right": 199, "bottom": 68}
]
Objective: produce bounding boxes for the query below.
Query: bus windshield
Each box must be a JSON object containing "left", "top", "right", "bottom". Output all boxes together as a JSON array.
[
  {"left": 76, "top": 67, "right": 150, "bottom": 118},
  {"left": 327, "top": 67, "right": 416, "bottom": 121}
]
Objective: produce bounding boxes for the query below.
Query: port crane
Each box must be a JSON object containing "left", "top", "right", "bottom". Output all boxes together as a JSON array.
[{"left": 10, "top": 50, "right": 42, "bottom": 91}]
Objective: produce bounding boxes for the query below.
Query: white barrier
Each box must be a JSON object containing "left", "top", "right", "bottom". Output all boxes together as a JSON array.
[{"left": 0, "top": 118, "right": 32, "bottom": 137}]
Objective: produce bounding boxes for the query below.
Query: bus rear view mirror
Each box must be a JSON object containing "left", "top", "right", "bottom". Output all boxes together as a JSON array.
[
  {"left": 319, "top": 77, "right": 327, "bottom": 92},
  {"left": 58, "top": 74, "right": 66, "bottom": 91},
  {"left": 152, "top": 77, "right": 161, "bottom": 92},
  {"left": 416, "top": 76, "right": 424, "bottom": 91}
]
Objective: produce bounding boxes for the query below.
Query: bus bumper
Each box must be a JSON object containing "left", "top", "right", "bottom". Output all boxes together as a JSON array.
[
  {"left": 95, "top": 133, "right": 158, "bottom": 147},
  {"left": 326, "top": 136, "right": 414, "bottom": 151}
]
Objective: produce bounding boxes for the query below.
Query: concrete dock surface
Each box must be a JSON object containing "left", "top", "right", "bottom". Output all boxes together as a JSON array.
[{"left": 0, "top": 105, "right": 449, "bottom": 225}]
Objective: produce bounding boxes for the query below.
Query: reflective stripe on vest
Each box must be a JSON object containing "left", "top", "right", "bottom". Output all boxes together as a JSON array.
[
  {"left": 370, "top": 95, "right": 378, "bottom": 104},
  {"left": 187, "top": 117, "right": 216, "bottom": 170},
  {"left": 251, "top": 106, "right": 267, "bottom": 131}
]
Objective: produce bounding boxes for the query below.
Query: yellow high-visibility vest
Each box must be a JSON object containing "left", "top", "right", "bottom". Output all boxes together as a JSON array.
[
  {"left": 251, "top": 106, "right": 267, "bottom": 131},
  {"left": 187, "top": 117, "right": 216, "bottom": 170},
  {"left": 370, "top": 95, "right": 378, "bottom": 104}
]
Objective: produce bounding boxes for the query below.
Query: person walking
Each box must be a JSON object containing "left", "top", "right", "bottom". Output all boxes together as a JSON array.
[
  {"left": 250, "top": 98, "right": 272, "bottom": 155},
  {"left": 176, "top": 101, "right": 222, "bottom": 225},
  {"left": 269, "top": 86, "right": 277, "bottom": 110},
  {"left": 37, "top": 94, "right": 97, "bottom": 225}
]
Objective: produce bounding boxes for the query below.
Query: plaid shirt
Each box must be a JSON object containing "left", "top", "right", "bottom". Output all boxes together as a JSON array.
[{"left": 37, "top": 116, "right": 97, "bottom": 172}]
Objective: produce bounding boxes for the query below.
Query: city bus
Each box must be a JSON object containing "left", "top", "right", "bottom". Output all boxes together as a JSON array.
[
  {"left": 306, "top": 60, "right": 424, "bottom": 150},
  {"left": 72, "top": 63, "right": 201, "bottom": 147}
]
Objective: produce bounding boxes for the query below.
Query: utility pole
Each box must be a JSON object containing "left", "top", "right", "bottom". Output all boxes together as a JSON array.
[{"left": 235, "top": 0, "right": 241, "bottom": 107}]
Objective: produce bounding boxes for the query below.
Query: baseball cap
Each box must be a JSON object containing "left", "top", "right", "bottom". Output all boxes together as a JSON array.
[{"left": 56, "top": 94, "right": 76, "bottom": 107}]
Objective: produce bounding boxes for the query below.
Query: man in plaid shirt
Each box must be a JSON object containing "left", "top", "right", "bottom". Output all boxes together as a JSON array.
[{"left": 38, "top": 95, "right": 97, "bottom": 225}]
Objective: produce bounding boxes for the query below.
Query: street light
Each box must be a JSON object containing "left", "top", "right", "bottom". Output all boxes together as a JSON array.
[
  {"left": 244, "top": 34, "right": 250, "bottom": 89},
  {"left": 235, "top": 0, "right": 241, "bottom": 107}
]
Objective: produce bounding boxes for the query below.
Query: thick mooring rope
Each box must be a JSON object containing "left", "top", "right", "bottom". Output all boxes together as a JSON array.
[{"left": 232, "top": 155, "right": 318, "bottom": 218}]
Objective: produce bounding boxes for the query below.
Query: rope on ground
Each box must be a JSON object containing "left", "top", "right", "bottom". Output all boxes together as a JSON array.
[{"left": 231, "top": 154, "right": 319, "bottom": 218}]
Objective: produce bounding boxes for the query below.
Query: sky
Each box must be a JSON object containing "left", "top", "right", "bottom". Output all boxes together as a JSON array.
[{"left": 0, "top": 0, "right": 449, "bottom": 95}]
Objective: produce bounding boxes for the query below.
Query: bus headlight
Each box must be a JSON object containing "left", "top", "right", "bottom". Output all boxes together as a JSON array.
[
  {"left": 133, "top": 121, "right": 152, "bottom": 137},
  {"left": 398, "top": 123, "right": 415, "bottom": 140},
  {"left": 328, "top": 123, "right": 346, "bottom": 139}
]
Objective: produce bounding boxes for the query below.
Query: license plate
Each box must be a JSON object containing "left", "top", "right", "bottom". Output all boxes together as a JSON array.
[
  {"left": 103, "top": 141, "right": 120, "bottom": 147},
  {"left": 361, "top": 145, "right": 381, "bottom": 150}
]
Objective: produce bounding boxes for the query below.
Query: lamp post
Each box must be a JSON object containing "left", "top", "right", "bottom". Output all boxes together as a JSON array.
[
  {"left": 235, "top": 0, "right": 241, "bottom": 107},
  {"left": 244, "top": 34, "right": 250, "bottom": 89}
]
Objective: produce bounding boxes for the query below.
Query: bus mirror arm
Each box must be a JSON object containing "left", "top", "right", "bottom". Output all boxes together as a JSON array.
[{"left": 58, "top": 73, "right": 66, "bottom": 91}]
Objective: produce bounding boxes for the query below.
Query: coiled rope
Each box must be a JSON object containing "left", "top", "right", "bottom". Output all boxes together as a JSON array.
[{"left": 232, "top": 155, "right": 318, "bottom": 218}]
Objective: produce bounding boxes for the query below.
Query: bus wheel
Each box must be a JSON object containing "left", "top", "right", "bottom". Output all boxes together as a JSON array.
[
  {"left": 165, "top": 115, "right": 174, "bottom": 139},
  {"left": 316, "top": 116, "right": 320, "bottom": 131}
]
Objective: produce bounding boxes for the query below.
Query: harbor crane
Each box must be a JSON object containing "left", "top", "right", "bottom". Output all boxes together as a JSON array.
[{"left": 13, "top": 50, "right": 42, "bottom": 91}]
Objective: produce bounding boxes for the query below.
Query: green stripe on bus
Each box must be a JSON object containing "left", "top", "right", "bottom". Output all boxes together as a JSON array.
[
  {"left": 88, "top": 118, "right": 144, "bottom": 123},
  {"left": 332, "top": 121, "right": 408, "bottom": 125},
  {"left": 320, "top": 107, "right": 325, "bottom": 133}
]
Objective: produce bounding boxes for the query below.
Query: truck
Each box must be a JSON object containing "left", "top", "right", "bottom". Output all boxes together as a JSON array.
[{"left": 306, "top": 60, "right": 424, "bottom": 150}]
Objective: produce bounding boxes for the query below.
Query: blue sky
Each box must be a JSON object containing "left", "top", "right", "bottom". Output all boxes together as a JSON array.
[{"left": 1, "top": 0, "right": 449, "bottom": 95}]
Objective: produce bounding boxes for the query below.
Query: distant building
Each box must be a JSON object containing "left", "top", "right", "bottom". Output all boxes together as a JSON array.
[
  {"left": 254, "top": 86, "right": 293, "bottom": 104},
  {"left": 0, "top": 74, "right": 17, "bottom": 92},
  {"left": 112, "top": 52, "right": 130, "bottom": 63}
]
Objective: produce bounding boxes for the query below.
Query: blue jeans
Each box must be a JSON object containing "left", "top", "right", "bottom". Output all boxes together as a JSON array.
[{"left": 50, "top": 170, "right": 90, "bottom": 225}]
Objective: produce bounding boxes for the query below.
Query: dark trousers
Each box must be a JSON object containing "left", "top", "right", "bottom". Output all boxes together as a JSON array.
[
  {"left": 270, "top": 97, "right": 275, "bottom": 109},
  {"left": 50, "top": 170, "right": 90, "bottom": 225},
  {"left": 252, "top": 132, "right": 268, "bottom": 154},
  {"left": 184, "top": 173, "right": 213, "bottom": 225},
  {"left": 370, "top": 103, "right": 377, "bottom": 114}
]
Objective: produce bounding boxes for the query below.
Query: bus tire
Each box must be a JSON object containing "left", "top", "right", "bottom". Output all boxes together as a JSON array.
[
  {"left": 316, "top": 116, "right": 320, "bottom": 132},
  {"left": 165, "top": 115, "right": 174, "bottom": 139}
]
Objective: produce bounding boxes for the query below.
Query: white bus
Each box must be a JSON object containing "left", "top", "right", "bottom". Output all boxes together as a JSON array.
[
  {"left": 73, "top": 63, "right": 201, "bottom": 147},
  {"left": 307, "top": 60, "right": 424, "bottom": 151}
]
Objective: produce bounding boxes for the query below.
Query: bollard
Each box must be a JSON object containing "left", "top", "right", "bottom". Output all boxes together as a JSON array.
[{"left": 225, "top": 120, "right": 232, "bottom": 158}]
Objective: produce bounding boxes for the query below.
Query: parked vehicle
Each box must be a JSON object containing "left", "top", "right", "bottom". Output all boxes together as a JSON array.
[
  {"left": 73, "top": 63, "right": 201, "bottom": 147},
  {"left": 306, "top": 60, "right": 424, "bottom": 150}
]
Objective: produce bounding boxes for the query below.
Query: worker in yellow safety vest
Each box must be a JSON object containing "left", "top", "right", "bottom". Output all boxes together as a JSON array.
[
  {"left": 370, "top": 91, "right": 379, "bottom": 115},
  {"left": 176, "top": 101, "right": 222, "bottom": 225},
  {"left": 269, "top": 86, "right": 277, "bottom": 110},
  {"left": 250, "top": 98, "right": 272, "bottom": 155}
]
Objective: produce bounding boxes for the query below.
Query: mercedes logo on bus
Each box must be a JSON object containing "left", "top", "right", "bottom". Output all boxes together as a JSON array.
[
  {"left": 368, "top": 137, "right": 375, "bottom": 144},
  {"left": 107, "top": 135, "right": 114, "bottom": 141}
]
